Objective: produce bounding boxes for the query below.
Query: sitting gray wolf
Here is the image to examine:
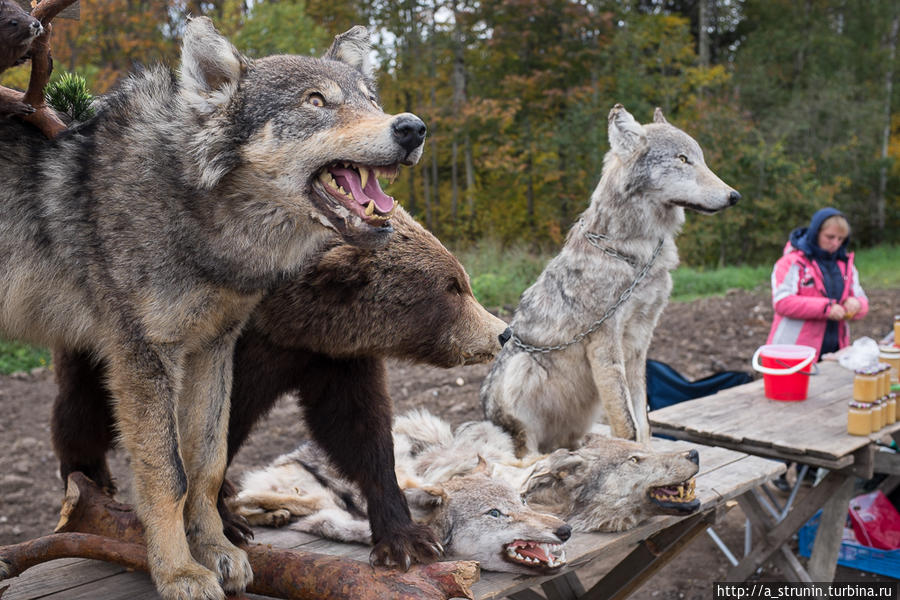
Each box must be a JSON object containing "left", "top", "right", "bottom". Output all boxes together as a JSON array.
[
  {"left": 50, "top": 207, "right": 507, "bottom": 562},
  {"left": 481, "top": 104, "right": 739, "bottom": 454},
  {"left": 0, "top": 18, "right": 426, "bottom": 600},
  {"left": 233, "top": 446, "right": 571, "bottom": 574}
]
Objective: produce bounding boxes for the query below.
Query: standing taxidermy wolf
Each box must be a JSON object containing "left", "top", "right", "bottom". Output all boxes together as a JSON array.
[
  {"left": 482, "top": 104, "right": 739, "bottom": 455},
  {"left": 0, "top": 18, "right": 428, "bottom": 600}
]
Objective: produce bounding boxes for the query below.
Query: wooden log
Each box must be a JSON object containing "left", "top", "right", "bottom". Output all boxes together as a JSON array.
[{"left": 1, "top": 472, "right": 479, "bottom": 600}]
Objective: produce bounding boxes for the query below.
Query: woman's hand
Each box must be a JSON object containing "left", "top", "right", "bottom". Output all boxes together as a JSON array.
[
  {"left": 827, "top": 302, "right": 847, "bottom": 320},
  {"left": 843, "top": 297, "right": 861, "bottom": 318}
]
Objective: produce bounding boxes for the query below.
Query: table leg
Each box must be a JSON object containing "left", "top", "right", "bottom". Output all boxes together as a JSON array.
[
  {"left": 577, "top": 510, "right": 717, "bottom": 600},
  {"left": 728, "top": 472, "right": 847, "bottom": 581},
  {"left": 806, "top": 475, "right": 856, "bottom": 581}
]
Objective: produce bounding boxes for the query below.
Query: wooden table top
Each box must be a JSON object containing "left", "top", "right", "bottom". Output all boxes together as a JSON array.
[
  {"left": 2, "top": 437, "right": 782, "bottom": 600},
  {"left": 650, "top": 361, "right": 900, "bottom": 469}
]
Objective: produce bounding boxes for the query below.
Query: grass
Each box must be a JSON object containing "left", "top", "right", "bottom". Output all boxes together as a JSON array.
[
  {"left": 0, "top": 339, "right": 50, "bottom": 375},
  {"left": 0, "top": 246, "right": 896, "bottom": 375},
  {"left": 460, "top": 242, "right": 900, "bottom": 307}
]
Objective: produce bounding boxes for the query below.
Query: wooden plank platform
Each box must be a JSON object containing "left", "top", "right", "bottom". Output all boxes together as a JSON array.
[
  {"left": 1, "top": 436, "right": 782, "bottom": 600},
  {"left": 650, "top": 361, "right": 899, "bottom": 469}
]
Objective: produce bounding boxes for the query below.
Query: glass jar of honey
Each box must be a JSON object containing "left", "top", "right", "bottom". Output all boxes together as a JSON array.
[
  {"left": 880, "top": 346, "right": 900, "bottom": 384},
  {"left": 871, "top": 399, "right": 884, "bottom": 431},
  {"left": 848, "top": 401, "right": 872, "bottom": 436},
  {"left": 854, "top": 367, "right": 880, "bottom": 402},
  {"left": 885, "top": 393, "right": 897, "bottom": 426},
  {"left": 895, "top": 315, "right": 900, "bottom": 348},
  {"left": 877, "top": 364, "right": 890, "bottom": 398}
]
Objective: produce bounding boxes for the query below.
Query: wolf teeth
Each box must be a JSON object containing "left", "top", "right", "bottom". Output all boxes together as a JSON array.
[
  {"left": 360, "top": 167, "right": 370, "bottom": 190},
  {"left": 364, "top": 201, "right": 375, "bottom": 216}
]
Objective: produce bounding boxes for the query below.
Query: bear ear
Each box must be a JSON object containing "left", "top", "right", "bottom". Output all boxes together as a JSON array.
[
  {"left": 653, "top": 107, "right": 669, "bottom": 124},
  {"left": 608, "top": 103, "right": 647, "bottom": 158},
  {"left": 323, "top": 25, "right": 374, "bottom": 80},
  {"left": 180, "top": 16, "right": 249, "bottom": 113}
]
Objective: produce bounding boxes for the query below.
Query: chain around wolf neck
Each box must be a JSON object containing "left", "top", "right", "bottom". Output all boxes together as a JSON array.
[{"left": 510, "top": 224, "right": 665, "bottom": 355}]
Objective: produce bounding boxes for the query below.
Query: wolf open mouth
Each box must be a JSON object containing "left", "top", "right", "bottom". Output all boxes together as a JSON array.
[
  {"left": 648, "top": 478, "right": 699, "bottom": 514},
  {"left": 504, "top": 540, "right": 566, "bottom": 570},
  {"left": 316, "top": 162, "right": 399, "bottom": 225}
]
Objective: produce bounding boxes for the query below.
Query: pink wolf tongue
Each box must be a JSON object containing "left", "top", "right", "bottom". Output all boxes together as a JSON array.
[{"left": 331, "top": 167, "right": 395, "bottom": 213}]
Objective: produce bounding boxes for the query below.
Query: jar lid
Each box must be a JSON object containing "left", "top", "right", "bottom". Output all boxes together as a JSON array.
[
  {"left": 880, "top": 345, "right": 900, "bottom": 355},
  {"left": 855, "top": 366, "right": 878, "bottom": 375},
  {"left": 849, "top": 401, "right": 871, "bottom": 409}
]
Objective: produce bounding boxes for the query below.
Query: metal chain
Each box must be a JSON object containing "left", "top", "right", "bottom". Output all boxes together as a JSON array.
[{"left": 510, "top": 234, "right": 665, "bottom": 354}]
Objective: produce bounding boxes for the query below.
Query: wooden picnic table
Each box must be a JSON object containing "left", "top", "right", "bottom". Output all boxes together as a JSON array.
[
  {"left": 650, "top": 360, "right": 900, "bottom": 583},
  {"left": 0, "top": 435, "right": 782, "bottom": 600}
]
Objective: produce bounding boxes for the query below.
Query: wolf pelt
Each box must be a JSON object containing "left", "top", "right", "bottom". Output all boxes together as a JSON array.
[
  {"left": 0, "top": 18, "right": 427, "bottom": 600},
  {"left": 231, "top": 409, "right": 700, "bottom": 568},
  {"left": 233, "top": 437, "right": 572, "bottom": 574},
  {"left": 50, "top": 207, "right": 507, "bottom": 566},
  {"left": 481, "top": 104, "right": 739, "bottom": 454}
]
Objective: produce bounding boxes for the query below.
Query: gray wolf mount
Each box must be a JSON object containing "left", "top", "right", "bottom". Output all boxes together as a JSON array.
[
  {"left": 50, "top": 208, "right": 507, "bottom": 565},
  {"left": 481, "top": 104, "right": 739, "bottom": 455},
  {"left": 0, "top": 18, "right": 427, "bottom": 600},
  {"left": 233, "top": 444, "right": 572, "bottom": 575}
]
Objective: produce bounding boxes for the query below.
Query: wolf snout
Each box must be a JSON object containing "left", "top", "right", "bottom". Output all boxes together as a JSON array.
[
  {"left": 498, "top": 327, "right": 512, "bottom": 347},
  {"left": 727, "top": 190, "right": 741, "bottom": 206},
  {"left": 686, "top": 449, "right": 699, "bottom": 465},
  {"left": 392, "top": 114, "right": 427, "bottom": 154},
  {"left": 555, "top": 524, "right": 572, "bottom": 542}
]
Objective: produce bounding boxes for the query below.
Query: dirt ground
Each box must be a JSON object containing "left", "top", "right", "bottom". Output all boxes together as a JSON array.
[{"left": 1, "top": 287, "right": 898, "bottom": 596}]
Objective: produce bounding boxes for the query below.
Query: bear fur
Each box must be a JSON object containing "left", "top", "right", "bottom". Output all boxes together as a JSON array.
[{"left": 51, "top": 207, "right": 508, "bottom": 565}]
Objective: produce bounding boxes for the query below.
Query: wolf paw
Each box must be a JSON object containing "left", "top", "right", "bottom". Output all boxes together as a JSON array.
[
  {"left": 191, "top": 541, "right": 253, "bottom": 595},
  {"left": 153, "top": 561, "right": 224, "bottom": 600},
  {"left": 370, "top": 522, "right": 444, "bottom": 570}
]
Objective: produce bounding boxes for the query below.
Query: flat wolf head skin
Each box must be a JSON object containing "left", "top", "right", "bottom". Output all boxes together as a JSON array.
[
  {"left": 522, "top": 435, "right": 700, "bottom": 532},
  {"left": 407, "top": 469, "right": 571, "bottom": 574},
  {"left": 251, "top": 207, "right": 509, "bottom": 367}
]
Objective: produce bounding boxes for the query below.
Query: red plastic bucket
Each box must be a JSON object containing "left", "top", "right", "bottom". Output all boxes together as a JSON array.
[{"left": 751, "top": 344, "right": 817, "bottom": 401}]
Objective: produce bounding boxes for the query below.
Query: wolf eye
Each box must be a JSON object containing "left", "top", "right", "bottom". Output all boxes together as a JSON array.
[
  {"left": 307, "top": 93, "right": 326, "bottom": 108},
  {"left": 677, "top": 154, "right": 689, "bottom": 164},
  {"left": 629, "top": 456, "right": 641, "bottom": 464},
  {"left": 486, "top": 509, "right": 502, "bottom": 518},
  {"left": 369, "top": 95, "right": 379, "bottom": 108}
]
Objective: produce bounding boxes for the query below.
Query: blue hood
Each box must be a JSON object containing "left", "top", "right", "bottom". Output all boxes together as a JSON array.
[{"left": 789, "top": 207, "right": 849, "bottom": 261}]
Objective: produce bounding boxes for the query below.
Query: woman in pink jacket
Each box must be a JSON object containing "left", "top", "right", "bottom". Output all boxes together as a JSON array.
[{"left": 767, "top": 207, "right": 869, "bottom": 361}]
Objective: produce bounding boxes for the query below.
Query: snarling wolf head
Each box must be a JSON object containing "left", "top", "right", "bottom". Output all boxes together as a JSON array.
[
  {"left": 522, "top": 434, "right": 700, "bottom": 532},
  {"left": 407, "top": 462, "right": 571, "bottom": 574},
  {"left": 605, "top": 104, "right": 739, "bottom": 225},
  {"left": 179, "top": 18, "right": 426, "bottom": 249}
]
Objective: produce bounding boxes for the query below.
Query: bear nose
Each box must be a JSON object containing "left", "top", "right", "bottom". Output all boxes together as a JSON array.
[
  {"left": 555, "top": 524, "right": 572, "bottom": 542},
  {"left": 498, "top": 327, "right": 512, "bottom": 347},
  {"left": 687, "top": 449, "right": 699, "bottom": 465},
  {"left": 392, "top": 114, "right": 427, "bottom": 154},
  {"left": 728, "top": 190, "right": 741, "bottom": 206}
]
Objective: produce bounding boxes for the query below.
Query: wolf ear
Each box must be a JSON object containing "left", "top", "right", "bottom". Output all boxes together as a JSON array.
[
  {"left": 180, "top": 16, "right": 249, "bottom": 113},
  {"left": 653, "top": 107, "right": 669, "bottom": 124},
  {"left": 608, "top": 104, "right": 647, "bottom": 158},
  {"left": 323, "top": 25, "right": 374, "bottom": 79},
  {"left": 405, "top": 485, "right": 446, "bottom": 510}
]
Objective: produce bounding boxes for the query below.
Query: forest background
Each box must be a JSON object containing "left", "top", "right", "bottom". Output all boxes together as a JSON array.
[{"left": 3, "top": 0, "right": 899, "bottom": 269}]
